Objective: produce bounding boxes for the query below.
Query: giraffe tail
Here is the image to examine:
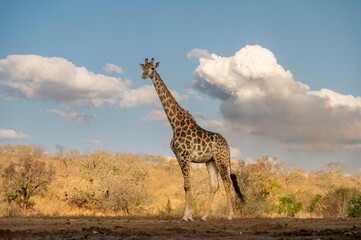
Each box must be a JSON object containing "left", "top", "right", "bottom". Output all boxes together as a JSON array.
[{"left": 230, "top": 174, "right": 245, "bottom": 203}]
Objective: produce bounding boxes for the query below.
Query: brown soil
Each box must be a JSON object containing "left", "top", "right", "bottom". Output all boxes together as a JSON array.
[{"left": 0, "top": 217, "right": 360, "bottom": 239}]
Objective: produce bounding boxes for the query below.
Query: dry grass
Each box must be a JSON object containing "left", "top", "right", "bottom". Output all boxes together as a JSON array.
[{"left": 0, "top": 144, "right": 360, "bottom": 218}]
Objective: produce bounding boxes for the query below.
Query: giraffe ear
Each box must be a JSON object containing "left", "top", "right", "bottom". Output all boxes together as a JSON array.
[
  {"left": 139, "top": 64, "right": 145, "bottom": 70},
  {"left": 155, "top": 62, "right": 160, "bottom": 69}
]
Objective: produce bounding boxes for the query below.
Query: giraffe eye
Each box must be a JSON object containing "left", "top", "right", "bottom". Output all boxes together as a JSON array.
[{"left": 151, "top": 67, "right": 155, "bottom": 70}]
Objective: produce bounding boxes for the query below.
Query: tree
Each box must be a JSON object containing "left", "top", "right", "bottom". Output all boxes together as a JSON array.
[{"left": 2, "top": 146, "right": 55, "bottom": 212}]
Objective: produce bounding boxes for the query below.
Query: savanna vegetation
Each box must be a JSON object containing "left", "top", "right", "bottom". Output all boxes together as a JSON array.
[{"left": 1, "top": 144, "right": 360, "bottom": 218}]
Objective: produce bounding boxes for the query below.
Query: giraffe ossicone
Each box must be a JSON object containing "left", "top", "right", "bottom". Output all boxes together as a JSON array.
[{"left": 139, "top": 58, "right": 244, "bottom": 221}]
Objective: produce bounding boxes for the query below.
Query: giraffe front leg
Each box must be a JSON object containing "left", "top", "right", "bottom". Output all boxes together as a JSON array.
[{"left": 178, "top": 158, "right": 193, "bottom": 221}]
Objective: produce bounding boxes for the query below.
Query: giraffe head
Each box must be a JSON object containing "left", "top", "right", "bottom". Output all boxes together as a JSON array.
[{"left": 139, "top": 58, "right": 160, "bottom": 79}]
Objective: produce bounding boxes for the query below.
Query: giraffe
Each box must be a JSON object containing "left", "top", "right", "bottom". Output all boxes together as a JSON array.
[{"left": 139, "top": 58, "right": 244, "bottom": 221}]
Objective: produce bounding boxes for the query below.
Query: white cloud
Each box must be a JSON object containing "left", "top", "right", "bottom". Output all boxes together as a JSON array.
[
  {"left": 194, "top": 112, "right": 225, "bottom": 132},
  {"left": 190, "top": 45, "right": 361, "bottom": 151},
  {"left": 46, "top": 109, "right": 97, "bottom": 123},
  {"left": 187, "top": 49, "right": 213, "bottom": 60},
  {"left": 85, "top": 138, "right": 102, "bottom": 145},
  {"left": 0, "top": 55, "right": 130, "bottom": 108},
  {"left": 0, "top": 55, "right": 192, "bottom": 110},
  {"left": 0, "top": 55, "right": 181, "bottom": 109},
  {"left": 119, "top": 85, "right": 159, "bottom": 108},
  {"left": 0, "top": 129, "right": 32, "bottom": 140},
  {"left": 141, "top": 110, "right": 168, "bottom": 122},
  {"left": 103, "top": 63, "right": 124, "bottom": 74},
  {"left": 230, "top": 147, "right": 242, "bottom": 159},
  {"left": 308, "top": 88, "right": 361, "bottom": 108}
]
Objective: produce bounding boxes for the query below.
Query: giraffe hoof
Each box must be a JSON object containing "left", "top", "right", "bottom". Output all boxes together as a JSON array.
[
  {"left": 200, "top": 218, "right": 207, "bottom": 222},
  {"left": 181, "top": 218, "right": 189, "bottom": 222}
]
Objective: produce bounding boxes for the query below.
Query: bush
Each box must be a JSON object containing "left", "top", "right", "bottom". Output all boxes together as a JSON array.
[
  {"left": 160, "top": 198, "right": 174, "bottom": 214},
  {"left": 278, "top": 193, "right": 302, "bottom": 217},
  {"left": 348, "top": 194, "right": 361, "bottom": 217},
  {"left": 306, "top": 194, "right": 322, "bottom": 213},
  {"left": 233, "top": 157, "right": 283, "bottom": 217},
  {"left": 322, "top": 188, "right": 356, "bottom": 217}
]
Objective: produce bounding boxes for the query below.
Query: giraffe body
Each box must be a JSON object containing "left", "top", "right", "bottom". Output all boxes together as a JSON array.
[{"left": 140, "top": 58, "right": 243, "bottom": 221}]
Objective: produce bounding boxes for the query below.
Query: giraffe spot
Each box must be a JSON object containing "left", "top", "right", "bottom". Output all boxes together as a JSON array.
[
  {"left": 171, "top": 105, "right": 176, "bottom": 113},
  {"left": 181, "top": 132, "right": 186, "bottom": 138}
]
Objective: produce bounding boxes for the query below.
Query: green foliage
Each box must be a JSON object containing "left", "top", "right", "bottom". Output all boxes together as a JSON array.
[
  {"left": 278, "top": 193, "right": 302, "bottom": 217},
  {"left": 160, "top": 198, "right": 174, "bottom": 214},
  {"left": 348, "top": 194, "right": 361, "bottom": 217},
  {"left": 306, "top": 194, "right": 322, "bottom": 213}
]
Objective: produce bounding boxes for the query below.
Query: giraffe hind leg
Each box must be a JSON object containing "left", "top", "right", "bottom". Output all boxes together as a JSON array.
[
  {"left": 213, "top": 154, "right": 233, "bottom": 220},
  {"left": 202, "top": 160, "right": 219, "bottom": 221}
]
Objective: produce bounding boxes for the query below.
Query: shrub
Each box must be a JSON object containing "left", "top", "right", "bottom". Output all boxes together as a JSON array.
[
  {"left": 278, "top": 193, "right": 302, "bottom": 217},
  {"left": 322, "top": 188, "right": 355, "bottom": 217},
  {"left": 306, "top": 194, "right": 322, "bottom": 213},
  {"left": 348, "top": 194, "right": 361, "bottom": 217},
  {"left": 160, "top": 198, "right": 174, "bottom": 214}
]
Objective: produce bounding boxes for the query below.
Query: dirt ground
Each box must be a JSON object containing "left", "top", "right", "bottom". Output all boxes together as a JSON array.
[{"left": 0, "top": 217, "right": 360, "bottom": 239}]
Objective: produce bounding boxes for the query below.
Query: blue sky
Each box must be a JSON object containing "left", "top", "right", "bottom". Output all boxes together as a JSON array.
[{"left": 0, "top": 0, "right": 360, "bottom": 172}]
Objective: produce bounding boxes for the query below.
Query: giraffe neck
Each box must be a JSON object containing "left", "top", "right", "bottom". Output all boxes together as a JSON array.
[{"left": 151, "top": 71, "right": 189, "bottom": 131}]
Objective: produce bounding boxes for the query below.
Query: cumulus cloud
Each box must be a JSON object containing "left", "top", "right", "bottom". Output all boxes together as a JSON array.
[
  {"left": 141, "top": 110, "right": 168, "bottom": 122},
  {"left": 0, "top": 55, "right": 184, "bottom": 109},
  {"left": 46, "top": 109, "right": 97, "bottom": 123},
  {"left": 0, "top": 129, "right": 32, "bottom": 140},
  {"left": 119, "top": 85, "right": 159, "bottom": 108},
  {"left": 190, "top": 45, "right": 361, "bottom": 151},
  {"left": 103, "top": 63, "right": 124, "bottom": 74},
  {"left": 0, "top": 55, "right": 129, "bottom": 108}
]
